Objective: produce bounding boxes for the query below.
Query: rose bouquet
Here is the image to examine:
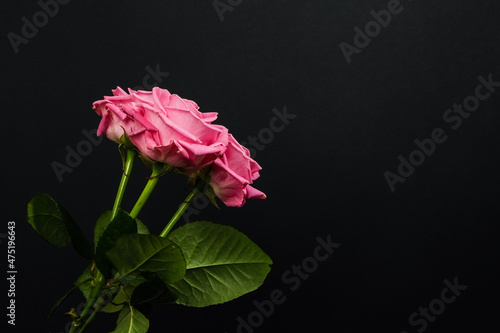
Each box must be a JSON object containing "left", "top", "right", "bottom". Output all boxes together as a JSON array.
[{"left": 27, "top": 87, "right": 271, "bottom": 332}]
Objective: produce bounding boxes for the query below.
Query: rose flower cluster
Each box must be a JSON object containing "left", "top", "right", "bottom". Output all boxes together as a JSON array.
[{"left": 93, "top": 87, "right": 265, "bottom": 207}]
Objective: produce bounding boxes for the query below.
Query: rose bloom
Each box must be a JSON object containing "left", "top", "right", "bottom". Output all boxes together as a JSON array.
[
  {"left": 209, "top": 134, "right": 266, "bottom": 207},
  {"left": 94, "top": 86, "right": 265, "bottom": 207},
  {"left": 93, "top": 87, "right": 228, "bottom": 170}
]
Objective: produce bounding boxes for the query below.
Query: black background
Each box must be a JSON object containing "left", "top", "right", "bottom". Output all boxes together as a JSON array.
[{"left": 2, "top": 1, "right": 500, "bottom": 332}]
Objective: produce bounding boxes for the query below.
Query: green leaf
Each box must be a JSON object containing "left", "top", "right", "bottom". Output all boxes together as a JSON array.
[
  {"left": 136, "top": 219, "right": 150, "bottom": 236},
  {"left": 27, "top": 193, "right": 92, "bottom": 259},
  {"left": 131, "top": 274, "right": 178, "bottom": 307},
  {"left": 94, "top": 210, "right": 113, "bottom": 250},
  {"left": 27, "top": 193, "right": 69, "bottom": 246},
  {"left": 102, "top": 300, "right": 124, "bottom": 314},
  {"left": 75, "top": 265, "right": 93, "bottom": 301},
  {"left": 100, "top": 284, "right": 138, "bottom": 314},
  {"left": 95, "top": 209, "right": 137, "bottom": 277},
  {"left": 100, "top": 285, "right": 129, "bottom": 313},
  {"left": 110, "top": 306, "right": 149, "bottom": 333},
  {"left": 167, "top": 221, "right": 272, "bottom": 307},
  {"left": 106, "top": 234, "right": 186, "bottom": 285},
  {"left": 94, "top": 210, "right": 149, "bottom": 250}
]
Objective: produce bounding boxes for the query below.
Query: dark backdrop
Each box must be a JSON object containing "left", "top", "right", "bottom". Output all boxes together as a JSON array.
[{"left": 2, "top": 1, "right": 500, "bottom": 332}]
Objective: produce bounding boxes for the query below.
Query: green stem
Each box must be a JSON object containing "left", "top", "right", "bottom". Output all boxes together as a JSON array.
[
  {"left": 68, "top": 150, "right": 138, "bottom": 333},
  {"left": 69, "top": 320, "right": 78, "bottom": 333},
  {"left": 112, "top": 149, "right": 137, "bottom": 220},
  {"left": 68, "top": 274, "right": 105, "bottom": 333},
  {"left": 76, "top": 309, "right": 98, "bottom": 333},
  {"left": 130, "top": 163, "right": 171, "bottom": 219},
  {"left": 159, "top": 184, "right": 201, "bottom": 238},
  {"left": 78, "top": 286, "right": 120, "bottom": 333}
]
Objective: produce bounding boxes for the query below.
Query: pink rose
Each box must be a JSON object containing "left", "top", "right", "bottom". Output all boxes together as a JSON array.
[
  {"left": 209, "top": 134, "right": 266, "bottom": 207},
  {"left": 93, "top": 87, "right": 228, "bottom": 170}
]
